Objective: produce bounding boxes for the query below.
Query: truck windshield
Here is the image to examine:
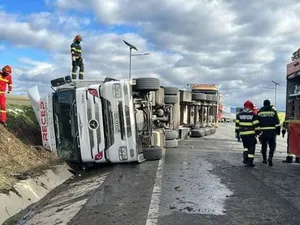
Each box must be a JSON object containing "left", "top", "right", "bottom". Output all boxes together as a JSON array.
[{"left": 53, "top": 90, "right": 80, "bottom": 162}]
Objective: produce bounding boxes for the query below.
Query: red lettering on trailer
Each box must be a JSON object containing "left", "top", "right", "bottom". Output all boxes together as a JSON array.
[{"left": 40, "top": 101, "right": 48, "bottom": 141}]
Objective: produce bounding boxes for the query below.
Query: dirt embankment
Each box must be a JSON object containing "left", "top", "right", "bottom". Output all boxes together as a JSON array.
[{"left": 0, "top": 103, "right": 60, "bottom": 192}]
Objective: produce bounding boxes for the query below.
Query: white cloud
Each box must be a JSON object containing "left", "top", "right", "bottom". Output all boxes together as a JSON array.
[{"left": 3, "top": 0, "right": 300, "bottom": 110}]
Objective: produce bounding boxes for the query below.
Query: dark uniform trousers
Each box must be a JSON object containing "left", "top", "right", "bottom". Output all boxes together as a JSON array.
[
  {"left": 72, "top": 57, "right": 84, "bottom": 80},
  {"left": 235, "top": 110, "right": 259, "bottom": 165},
  {"left": 241, "top": 134, "right": 256, "bottom": 163},
  {"left": 71, "top": 42, "right": 84, "bottom": 80},
  {"left": 261, "top": 135, "right": 276, "bottom": 160}
]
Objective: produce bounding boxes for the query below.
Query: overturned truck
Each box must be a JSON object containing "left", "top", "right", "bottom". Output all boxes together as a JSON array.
[
  {"left": 27, "top": 76, "right": 219, "bottom": 165},
  {"left": 27, "top": 76, "right": 164, "bottom": 165}
]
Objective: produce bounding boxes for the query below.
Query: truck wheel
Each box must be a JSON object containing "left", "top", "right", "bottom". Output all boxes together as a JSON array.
[
  {"left": 165, "top": 130, "right": 179, "bottom": 140},
  {"left": 206, "top": 94, "right": 213, "bottom": 101},
  {"left": 164, "top": 87, "right": 178, "bottom": 95},
  {"left": 165, "top": 139, "right": 178, "bottom": 148},
  {"left": 192, "top": 93, "right": 207, "bottom": 101},
  {"left": 134, "top": 78, "right": 160, "bottom": 91},
  {"left": 143, "top": 146, "right": 162, "bottom": 160},
  {"left": 210, "top": 127, "right": 216, "bottom": 134},
  {"left": 164, "top": 95, "right": 178, "bottom": 104},
  {"left": 204, "top": 128, "right": 211, "bottom": 135},
  {"left": 190, "top": 129, "right": 205, "bottom": 137}
]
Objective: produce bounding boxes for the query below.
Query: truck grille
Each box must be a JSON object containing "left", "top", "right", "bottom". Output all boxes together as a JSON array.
[{"left": 87, "top": 100, "right": 94, "bottom": 157}]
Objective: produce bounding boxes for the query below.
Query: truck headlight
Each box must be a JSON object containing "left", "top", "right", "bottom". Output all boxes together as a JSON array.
[
  {"left": 118, "top": 146, "right": 128, "bottom": 160},
  {"left": 112, "top": 83, "right": 122, "bottom": 98}
]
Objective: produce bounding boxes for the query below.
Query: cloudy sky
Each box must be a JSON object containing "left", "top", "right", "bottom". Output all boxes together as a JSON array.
[{"left": 1, "top": 0, "right": 299, "bottom": 111}]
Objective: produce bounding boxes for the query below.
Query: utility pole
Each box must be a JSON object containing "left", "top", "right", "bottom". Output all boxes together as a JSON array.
[{"left": 272, "top": 80, "right": 280, "bottom": 108}]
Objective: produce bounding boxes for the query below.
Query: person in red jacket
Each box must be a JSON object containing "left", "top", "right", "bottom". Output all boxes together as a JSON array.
[{"left": 0, "top": 65, "right": 13, "bottom": 125}]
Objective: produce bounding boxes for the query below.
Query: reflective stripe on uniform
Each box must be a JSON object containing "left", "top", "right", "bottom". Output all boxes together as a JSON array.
[
  {"left": 258, "top": 111, "right": 275, "bottom": 116},
  {"left": 287, "top": 153, "right": 294, "bottom": 157},
  {"left": 259, "top": 127, "right": 276, "bottom": 130},
  {"left": 236, "top": 120, "right": 240, "bottom": 123},
  {"left": 240, "top": 130, "right": 255, "bottom": 135},
  {"left": 253, "top": 120, "right": 259, "bottom": 125},
  {"left": 0, "top": 77, "right": 9, "bottom": 82},
  {"left": 239, "top": 122, "right": 253, "bottom": 126},
  {"left": 71, "top": 48, "right": 81, "bottom": 52},
  {"left": 0, "top": 110, "right": 6, "bottom": 113},
  {"left": 72, "top": 72, "right": 76, "bottom": 75},
  {"left": 0, "top": 91, "right": 5, "bottom": 94},
  {"left": 243, "top": 148, "right": 248, "bottom": 152},
  {"left": 79, "top": 72, "right": 84, "bottom": 74},
  {"left": 275, "top": 124, "right": 281, "bottom": 127},
  {"left": 248, "top": 154, "right": 254, "bottom": 158}
]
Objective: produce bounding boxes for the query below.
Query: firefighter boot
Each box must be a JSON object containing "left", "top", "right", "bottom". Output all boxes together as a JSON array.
[
  {"left": 0, "top": 121, "right": 7, "bottom": 127},
  {"left": 268, "top": 158, "right": 273, "bottom": 167},
  {"left": 243, "top": 151, "right": 248, "bottom": 164},
  {"left": 262, "top": 153, "right": 267, "bottom": 164},
  {"left": 295, "top": 157, "right": 300, "bottom": 163},
  {"left": 282, "top": 156, "right": 293, "bottom": 163},
  {"left": 246, "top": 158, "right": 255, "bottom": 167}
]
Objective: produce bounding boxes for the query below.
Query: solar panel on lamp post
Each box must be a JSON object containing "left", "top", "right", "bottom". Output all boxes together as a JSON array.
[{"left": 123, "top": 40, "right": 150, "bottom": 79}]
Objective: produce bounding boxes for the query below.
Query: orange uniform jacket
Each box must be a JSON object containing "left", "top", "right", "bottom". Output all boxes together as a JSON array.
[{"left": 0, "top": 72, "right": 12, "bottom": 93}]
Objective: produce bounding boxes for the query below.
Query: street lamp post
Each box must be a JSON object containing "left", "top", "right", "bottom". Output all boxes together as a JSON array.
[
  {"left": 123, "top": 40, "right": 149, "bottom": 79},
  {"left": 272, "top": 80, "right": 280, "bottom": 108}
]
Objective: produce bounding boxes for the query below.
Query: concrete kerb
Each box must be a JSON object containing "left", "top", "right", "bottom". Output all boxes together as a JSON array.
[{"left": 0, "top": 163, "right": 74, "bottom": 225}]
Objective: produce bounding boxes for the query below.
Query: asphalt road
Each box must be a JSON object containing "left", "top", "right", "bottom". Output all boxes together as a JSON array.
[{"left": 22, "top": 123, "right": 300, "bottom": 225}]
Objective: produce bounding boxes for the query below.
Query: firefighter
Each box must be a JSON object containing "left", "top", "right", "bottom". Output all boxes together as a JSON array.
[
  {"left": 257, "top": 99, "right": 281, "bottom": 166},
  {"left": 235, "top": 100, "right": 260, "bottom": 167},
  {"left": 0, "top": 65, "right": 13, "bottom": 126},
  {"left": 235, "top": 108, "right": 243, "bottom": 142},
  {"left": 71, "top": 35, "right": 84, "bottom": 80},
  {"left": 282, "top": 119, "right": 300, "bottom": 163}
]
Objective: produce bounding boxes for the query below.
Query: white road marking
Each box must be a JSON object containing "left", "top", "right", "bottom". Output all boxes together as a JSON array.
[{"left": 145, "top": 149, "right": 166, "bottom": 225}]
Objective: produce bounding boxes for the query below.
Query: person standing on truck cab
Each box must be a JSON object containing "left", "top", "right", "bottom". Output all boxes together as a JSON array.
[
  {"left": 282, "top": 119, "right": 300, "bottom": 163},
  {"left": 257, "top": 100, "right": 281, "bottom": 166},
  {"left": 0, "top": 65, "right": 13, "bottom": 126},
  {"left": 71, "top": 35, "right": 84, "bottom": 80},
  {"left": 235, "top": 100, "right": 260, "bottom": 167}
]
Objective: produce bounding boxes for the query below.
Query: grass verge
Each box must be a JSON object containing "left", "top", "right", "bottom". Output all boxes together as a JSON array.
[{"left": 0, "top": 103, "right": 61, "bottom": 192}]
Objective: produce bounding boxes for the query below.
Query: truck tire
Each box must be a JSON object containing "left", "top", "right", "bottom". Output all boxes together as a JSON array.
[
  {"left": 192, "top": 93, "right": 206, "bottom": 101},
  {"left": 165, "top": 130, "right": 179, "bottom": 140},
  {"left": 164, "top": 87, "right": 178, "bottom": 95},
  {"left": 206, "top": 94, "right": 213, "bottom": 101},
  {"left": 190, "top": 129, "right": 205, "bottom": 137},
  {"left": 165, "top": 139, "right": 178, "bottom": 148},
  {"left": 204, "top": 128, "right": 211, "bottom": 135},
  {"left": 212, "top": 95, "right": 218, "bottom": 102},
  {"left": 210, "top": 127, "right": 216, "bottom": 134},
  {"left": 143, "top": 146, "right": 162, "bottom": 160},
  {"left": 164, "top": 95, "right": 178, "bottom": 104},
  {"left": 134, "top": 78, "right": 160, "bottom": 92}
]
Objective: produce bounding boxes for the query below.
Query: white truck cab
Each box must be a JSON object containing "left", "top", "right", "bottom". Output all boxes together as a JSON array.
[{"left": 27, "top": 76, "right": 162, "bottom": 165}]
